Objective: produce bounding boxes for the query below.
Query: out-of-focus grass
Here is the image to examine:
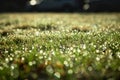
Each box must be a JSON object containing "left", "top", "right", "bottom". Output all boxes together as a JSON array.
[{"left": 0, "top": 13, "right": 120, "bottom": 80}]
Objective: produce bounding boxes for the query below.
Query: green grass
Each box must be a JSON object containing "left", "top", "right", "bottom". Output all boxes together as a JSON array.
[{"left": 0, "top": 13, "right": 120, "bottom": 80}]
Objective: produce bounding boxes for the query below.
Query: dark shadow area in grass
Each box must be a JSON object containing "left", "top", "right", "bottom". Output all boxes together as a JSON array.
[{"left": 0, "top": 30, "right": 14, "bottom": 36}]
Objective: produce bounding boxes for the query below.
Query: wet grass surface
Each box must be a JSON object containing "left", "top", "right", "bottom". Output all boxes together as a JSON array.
[{"left": 0, "top": 13, "right": 120, "bottom": 80}]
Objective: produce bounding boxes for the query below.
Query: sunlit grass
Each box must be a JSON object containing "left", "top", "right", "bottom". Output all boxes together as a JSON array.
[{"left": 0, "top": 13, "right": 120, "bottom": 80}]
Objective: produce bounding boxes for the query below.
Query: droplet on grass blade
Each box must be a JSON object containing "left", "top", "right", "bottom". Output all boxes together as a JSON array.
[
  {"left": 21, "top": 57, "right": 25, "bottom": 61},
  {"left": 117, "top": 52, "right": 120, "bottom": 59},
  {"left": 77, "top": 49, "right": 81, "bottom": 53},
  {"left": 39, "top": 56, "right": 43, "bottom": 59},
  {"left": 0, "top": 67, "right": 3, "bottom": 70},
  {"left": 11, "top": 65, "right": 15, "bottom": 70},
  {"left": 54, "top": 72, "right": 61, "bottom": 78},
  {"left": 29, "top": 61, "right": 33, "bottom": 66},
  {"left": 48, "top": 57, "right": 51, "bottom": 61},
  {"left": 96, "top": 50, "right": 100, "bottom": 53},
  {"left": 64, "top": 61, "right": 69, "bottom": 67},
  {"left": 96, "top": 57, "right": 100, "bottom": 61},
  {"left": 10, "top": 57, "right": 13, "bottom": 61},
  {"left": 88, "top": 66, "right": 93, "bottom": 71},
  {"left": 46, "top": 65, "right": 54, "bottom": 74},
  {"left": 5, "top": 50, "right": 8, "bottom": 54},
  {"left": 5, "top": 58, "right": 9, "bottom": 63},
  {"left": 80, "top": 44, "right": 86, "bottom": 49},
  {"left": 68, "top": 69, "right": 73, "bottom": 74},
  {"left": 35, "top": 31, "right": 39, "bottom": 36}
]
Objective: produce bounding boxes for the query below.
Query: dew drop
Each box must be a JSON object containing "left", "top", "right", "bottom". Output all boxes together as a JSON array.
[{"left": 54, "top": 72, "right": 61, "bottom": 78}]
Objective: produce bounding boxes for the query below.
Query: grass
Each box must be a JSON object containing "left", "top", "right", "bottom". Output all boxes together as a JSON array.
[{"left": 0, "top": 13, "right": 120, "bottom": 80}]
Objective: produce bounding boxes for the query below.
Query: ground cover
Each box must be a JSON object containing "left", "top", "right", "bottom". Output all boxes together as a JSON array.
[{"left": 0, "top": 13, "right": 120, "bottom": 80}]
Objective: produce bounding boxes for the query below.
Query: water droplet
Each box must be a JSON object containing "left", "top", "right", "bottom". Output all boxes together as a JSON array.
[
  {"left": 46, "top": 65, "right": 54, "bottom": 74},
  {"left": 54, "top": 72, "right": 61, "bottom": 78},
  {"left": 35, "top": 31, "right": 39, "bottom": 36},
  {"left": 48, "top": 57, "right": 51, "bottom": 61},
  {"left": 5, "top": 58, "right": 9, "bottom": 63},
  {"left": 77, "top": 49, "right": 81, "bottom": 53},
  {"left": 29, "top": 61, "right": 33, "bottom": 66},
  {"left": 10, "top": 57, "right": 13, "bottom": 61},
  {"left": 81, "top": 44, "right": 86, "bottom": 49},
  {"left": 5, "top": 50, "right": 8, "bottom": 54},
  {"left": 21, "top": 57, "right": 25, "bottom": 61},
  {"left": 96, "top": 50, "right": 100, "bottom": 53},
  {"left": 88, "top": 66, "right": 92, "bottom": 71},
  {"left": 96, "top": 57, "right": 100, "bottom": 61},
  {"left": 39, "top": 50, "right": 43, "bottom": 54},
  {"left": 0, "top": 67, "right": 3, "bottom": 70},
  {"left": 39, "top": 56, "right": 43, "bottom": 59},
  {"left": 64, "top": 61, "right": 69, "bottom": 67},
  {"left": 68, "top": 69, "right": 73, "bottom": 74},
  {"left": 11, "top": 65, "right": 15, "bottom": 70}
]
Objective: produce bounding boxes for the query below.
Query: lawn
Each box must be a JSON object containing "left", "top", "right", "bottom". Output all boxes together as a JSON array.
[{"left": 0, "top": 13, "right": 120, "bottom": 80}]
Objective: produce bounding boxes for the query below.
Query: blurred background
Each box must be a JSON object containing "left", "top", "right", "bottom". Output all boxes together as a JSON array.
[{"left": 0, "top": 0, "right": 120, "bottom": 12}]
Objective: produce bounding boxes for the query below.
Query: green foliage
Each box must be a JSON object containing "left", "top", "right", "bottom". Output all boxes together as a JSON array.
[{"left": 0, "top": 13, "right": 120, "bottom": 80}]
